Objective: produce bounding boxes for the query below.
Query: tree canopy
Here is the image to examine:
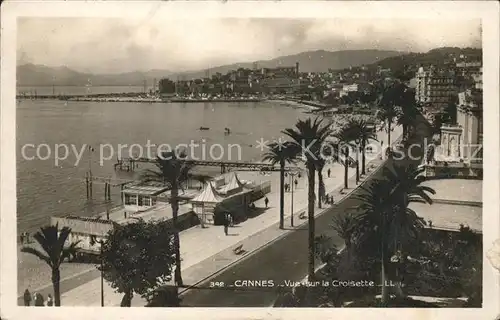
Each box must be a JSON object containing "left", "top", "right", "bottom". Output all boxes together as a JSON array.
[{"left": 99, "top": 219, "right": 176, "bottom": 304}]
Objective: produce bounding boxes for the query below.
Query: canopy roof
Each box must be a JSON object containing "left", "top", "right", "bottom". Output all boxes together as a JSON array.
[
  {"left": 219, "top": 172, "right": 246, "bottom": 194},
  {"left": 191, "top": 181, "right": 223, "bottom": 204}
]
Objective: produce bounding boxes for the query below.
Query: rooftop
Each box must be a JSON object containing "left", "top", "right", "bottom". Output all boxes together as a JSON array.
[
  {"left": 51, "top": 216, "right": 113, "bottom": 237},
  {"left": 421, "top": 179, "right": 482, "bottom": 203},
  {"left": 122, "top": 185, "right": 169, "bottom": 196},
  {"left": 409, "top": 202, "right": 481, "bottom": 233}
]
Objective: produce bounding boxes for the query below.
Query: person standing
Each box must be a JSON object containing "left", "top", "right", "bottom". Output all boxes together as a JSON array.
[
  {"left": 294, "top": 179, "right": 298, "bottom": 189},
  {"left": 23, "top": 289, "right": 32, "bottom": 306},
  {"left": 46, "top": 294, "right": 53, "bottom": 306},
  {"left": 327, "top": 168, "right": 331, "bottom": 178},
  {"left": 34, "top": 292, "right": 44, "bottom": 306},
  {"left": 264, "top": 197, "right": 269, "bottom": 208},
  {"left": 227, "top": 213, "right": 234, "bottom": 227},
  {"left": 223, "top": 217, "right": 229, "bottom": 236}
]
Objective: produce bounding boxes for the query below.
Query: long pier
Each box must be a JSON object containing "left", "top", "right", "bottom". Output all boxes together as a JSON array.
[{"left": 114, "top": 157, "right": 300, "bottom": 174}]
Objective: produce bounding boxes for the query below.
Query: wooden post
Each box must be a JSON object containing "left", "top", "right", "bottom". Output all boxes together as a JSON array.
[
  {"left": 104, "top": 182, "right": 108, "bottom": 201},
  {"left": 107, "top": 183, "right": 111, "bottom": 201},
  {"left": 120, "top": 185, "right": 124, "bottom": 204}
]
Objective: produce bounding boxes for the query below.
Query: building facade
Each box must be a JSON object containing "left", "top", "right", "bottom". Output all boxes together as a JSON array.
[{"left": 415, "top": 66, "right": 457, "bottom": 111}]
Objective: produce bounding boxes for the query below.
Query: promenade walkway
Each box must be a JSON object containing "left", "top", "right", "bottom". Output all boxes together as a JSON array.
[{"left": 18, "top": 124, "right": 402, "bottom": 307}]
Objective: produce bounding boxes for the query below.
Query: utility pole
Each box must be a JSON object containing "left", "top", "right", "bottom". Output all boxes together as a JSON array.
[{"left": 100, "top": 241, "right": 104, "bottom": 307}]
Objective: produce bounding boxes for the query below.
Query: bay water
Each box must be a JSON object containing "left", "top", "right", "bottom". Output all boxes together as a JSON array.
[{"left": 16, "top": 97, "right": 306, "bottom": 234}]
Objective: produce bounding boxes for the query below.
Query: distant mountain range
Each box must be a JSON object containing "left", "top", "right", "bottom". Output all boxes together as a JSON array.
[{"left": 17, "top": 49, "right": 404, "bottom": 87}]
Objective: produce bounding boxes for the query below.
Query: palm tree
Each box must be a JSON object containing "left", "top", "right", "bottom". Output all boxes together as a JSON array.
[
  {"left": 334, "top": 121, "right": 358, "bottom": 189},
  {"left": 262, "top": 141, "right": 299, "bottom": 229},
  {"left": 377, "top": 84, "right": 402, "bottom": 147},
  {"left": 317, "top": 140, "right": 340, "bottom": 207},
  {"left": 21, "top": 224, "right": 80, "bottom": 306},
  {"left": 352, "top": 179, "right": 394, "bottom": 305},
  {"left": 396, "top": 89, "right": 419, "bottom": 141},
  {"left": 142, "top": 150, "right": 195, "bottom": 287},
  {"left": 316, "top": 158, "right": 326, "bottom": 208},
  {"left": 331, "top": 213, "right": 361, "bottom": 251},
  {"left": 353, "top": 164, "right": 435, "bottom": 305},
  {"left": 283, "top": 117, "right": 331, "bottom": 281},
  {"left": 342, "top": 119, "right": 378, "bottom": 180},
  {"left": 357, "top": 120, "right": 378, "bottom": 176}
]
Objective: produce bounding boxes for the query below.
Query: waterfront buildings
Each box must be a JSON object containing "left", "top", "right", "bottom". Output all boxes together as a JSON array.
[
  {"left": 415, "top": 66, "right": 457, "bottom": 112},
  {"left": 52, "top": 172, "right": 271, "bottom": 256},
  {"left": 420, "top": 67, "right": 483, "bottom": 178},
  {"left": 261, "top": 63, "right": 299, "bottom": 79}
]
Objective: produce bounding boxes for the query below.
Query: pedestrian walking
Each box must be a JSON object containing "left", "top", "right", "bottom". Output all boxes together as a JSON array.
[
  {"left": 223, "top": 218, "right": 229, "bottom": 236},
  {"left": 327, "top": 168, "right": 331, "bottom": 178},
  {"left": 227, "top": 213, "right": 234, "bottom": 227},
  {"left": 298, "top": 173, "right": 302, "bottom": 179},
  {"left": 23, "top": 289, "right": 32, "bottom": 306},
  {"left": 46, "top": 294, "right": 53, "bottom": 306},
  {"left": 20, "top": 233, "right": 25, "bottom": 245},
  {"left": 264, "top": 197, "right": 269, "bottom": 208},
  {"left": 294, "top": 179, "right": 298, "bottom": 189}
]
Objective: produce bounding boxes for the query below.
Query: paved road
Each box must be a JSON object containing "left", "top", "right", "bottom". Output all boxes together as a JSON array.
[{"left": 180, "top": 115, "right": 432, "bottom": 307}]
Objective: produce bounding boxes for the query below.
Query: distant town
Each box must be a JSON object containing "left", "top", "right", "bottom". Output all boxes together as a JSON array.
[{"left": 18, "top": 45, "right": 484, "bottom": 308}]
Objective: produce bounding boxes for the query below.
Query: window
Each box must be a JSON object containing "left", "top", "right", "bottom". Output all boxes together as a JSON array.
[{"left": 125, "top": 194, "right": 137, "bottom": 205}]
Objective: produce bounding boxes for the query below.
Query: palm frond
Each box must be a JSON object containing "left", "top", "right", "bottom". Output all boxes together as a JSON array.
[{"left": 21, "top": 247, "right": 52, "bottom": 267}]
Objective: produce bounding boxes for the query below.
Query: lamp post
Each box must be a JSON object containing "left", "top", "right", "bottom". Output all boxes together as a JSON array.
[{"left": 97, "top": 240, "right": 105, "bottom": 307}]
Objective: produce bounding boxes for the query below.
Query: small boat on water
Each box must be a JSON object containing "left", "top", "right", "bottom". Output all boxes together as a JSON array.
[{"left": 199, "top": 127, "right": 210, "bottom": 131}]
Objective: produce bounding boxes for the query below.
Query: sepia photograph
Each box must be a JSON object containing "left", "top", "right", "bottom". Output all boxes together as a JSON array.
[{"left": 1, "top": 1, "right": 499, "bottom": 319}]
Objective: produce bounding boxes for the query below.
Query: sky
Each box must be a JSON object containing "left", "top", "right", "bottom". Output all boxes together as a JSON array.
[{"left": 17, "top": 18, "right": 481, "bottom": 74}]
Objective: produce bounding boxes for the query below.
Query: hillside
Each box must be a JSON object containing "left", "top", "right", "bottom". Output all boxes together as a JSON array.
[
  {"left": 17, "top": 49, "right": 404, "bottom": 86},
  {"left": 16, "top": 64, "right": 172, "bottom": 87},
  {"left": 362, "top": 47, "right": 482, "bottom": 77},
  {"left": 173, "top": 49, "right": 404, "bottom": 79}
]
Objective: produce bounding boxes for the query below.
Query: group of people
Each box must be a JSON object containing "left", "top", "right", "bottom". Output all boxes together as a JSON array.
[
  {"left": 23, "top": 289, "right": 53, "bottom": 306},
  {"left": 322, "top": 194, "right": 335, "bottom": 205}
]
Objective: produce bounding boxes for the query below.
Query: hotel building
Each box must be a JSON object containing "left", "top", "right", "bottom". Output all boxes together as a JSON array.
[{"left": 415, "top": 66, "right": 457, "bottom": 113}]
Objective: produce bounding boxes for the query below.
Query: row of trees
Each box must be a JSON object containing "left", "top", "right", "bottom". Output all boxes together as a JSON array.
[
  {"left": 274, "top": 91, "right": 438, "bottom": 306},
  {"left": 262, "top": 81, "right": 422, "bottom": 284},
  {"left": 22, "top": 81, "right": 425, "bottom": 307}
]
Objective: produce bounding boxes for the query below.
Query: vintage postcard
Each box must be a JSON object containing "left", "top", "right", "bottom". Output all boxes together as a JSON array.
[{"left": 1, "top": 1, "right": 499, "bottom": 319}]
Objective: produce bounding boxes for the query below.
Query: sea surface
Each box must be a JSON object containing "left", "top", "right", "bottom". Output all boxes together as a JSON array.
[
  {"left": 16, "top": 97, "right": 306, "bottom": 234},
  {"left": 17, "top": 86, "right": 148, "bottom": 96}
]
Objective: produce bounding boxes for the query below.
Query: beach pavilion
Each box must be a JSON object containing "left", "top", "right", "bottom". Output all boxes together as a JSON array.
[{"left": 191, "top": 172, "right": 254, "bottom": 226}]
